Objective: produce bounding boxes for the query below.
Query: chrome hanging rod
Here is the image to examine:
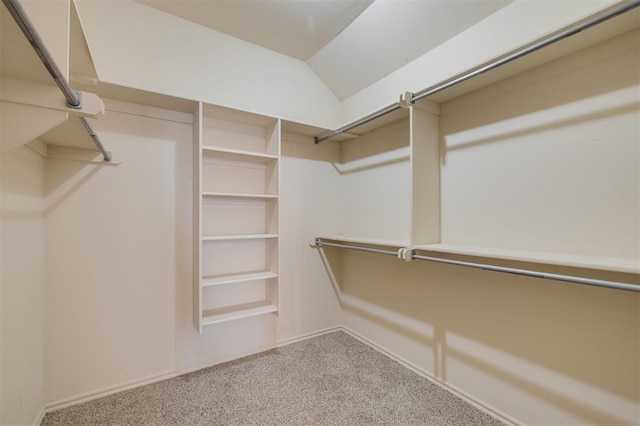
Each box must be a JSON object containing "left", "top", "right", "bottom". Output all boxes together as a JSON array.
[
  {"left": 314, "top": 0, "right": 640, "bottom": 144},
  {"left": 411, "top": 0, "right": 640, "bottom": 104},
  {"left": 314, "top": 238, "right": 640, "bottom": 293},
  {"left": 314, "top": 239, "right": 399, "bottom": 257},
  {"left": 2, "top": 0, "right": 80, "bottom": 108},
  {"left": 2, "top": 0, "right": 112, "bottom": 162},
  {"left": 412, "top": 253, "right": 639, "bottom": 293},
  {"left": 79, "top": 118, "right": 112, "bottom": 162}
]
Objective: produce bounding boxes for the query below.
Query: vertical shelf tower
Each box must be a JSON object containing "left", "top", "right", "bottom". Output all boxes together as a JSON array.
[{"left": 194, "top": 102, "right": 281, "bottom": 333}]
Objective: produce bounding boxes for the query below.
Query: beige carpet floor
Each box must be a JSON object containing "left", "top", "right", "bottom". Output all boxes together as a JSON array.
[{"left": 42, "top": 331, "right": 503, "bottom": 425}]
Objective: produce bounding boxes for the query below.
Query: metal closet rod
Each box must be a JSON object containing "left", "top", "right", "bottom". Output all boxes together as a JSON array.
[
  {"left": 2, "top": 0, "right": 112, "bottom": 162},
  {"left": 314, "top": 0, "right": 640, "bottom": 144},
  {"left": 314, "top": 238, "right": 640, "bottom": 293}
]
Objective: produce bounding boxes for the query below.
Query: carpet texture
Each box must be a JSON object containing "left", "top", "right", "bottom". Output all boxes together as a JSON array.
[{"left": 42, "top": 331, "right": 503, "bottom": 425}]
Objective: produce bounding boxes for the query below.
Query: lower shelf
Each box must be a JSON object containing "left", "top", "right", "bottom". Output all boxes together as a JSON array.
[
  {"left": 319, "top": 235, "right": 408, "bottom": 247},
  {"left": 414, "top": 243, "right": 639, "bottom": 274},
  {"left": 202, "top": 301, "right": 278, "bottom": 326}
]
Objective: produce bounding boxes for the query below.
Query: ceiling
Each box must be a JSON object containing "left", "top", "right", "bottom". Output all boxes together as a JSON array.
[{"left": 135, "top": 0, "right": 513, "bottom": 100}]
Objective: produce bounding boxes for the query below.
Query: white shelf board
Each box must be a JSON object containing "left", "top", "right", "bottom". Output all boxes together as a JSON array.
[
  {"left": 414, "top": 243, "right": 640, "bottom": 274},
  {"left": 202, "top": 192, "right": 278, "bottom": 200},
  {"left": 319, "top": 235, "right": 408, "bottom": 248},
  {"left": 202, "top": 301, "right": 278, "bottom": 326},
  {"left": 202, "top": 271, "right": 278, "bottom": 287},
  {"left": 202, "top": 146, "right": 277, "bottom": 163},
  {"left": 202, "top": 233, "right": 278, "bottom": 241}
]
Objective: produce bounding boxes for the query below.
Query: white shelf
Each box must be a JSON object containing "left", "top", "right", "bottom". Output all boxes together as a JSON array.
[
  {"left": 414, "top": 243, "right": 640, "bottom": 274},
  {"left": 202, "top": 271, "right": 278, "bottom": 287},
  {"left": 202, "top": 301, "right": 278, "bottom": 326},
  {"left": 319, "top": 235, "right": 408, "bottom": 248},
  {"left": 202, "top": 146, "right": 277, "bottom": 163},
  {"left": 202, "top": 192, "right": 278, "bottom": 200},
  {"left": 202, "top": 233, "right": 278, "bottom": 241}
]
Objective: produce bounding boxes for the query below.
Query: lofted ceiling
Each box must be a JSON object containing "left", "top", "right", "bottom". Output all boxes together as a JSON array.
[{"left": 134, "top": 0, "right": 513, "bottom": 100}]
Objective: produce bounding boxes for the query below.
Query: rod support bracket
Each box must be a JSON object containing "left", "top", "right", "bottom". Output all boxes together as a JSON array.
[
  {"left": 66, "top": 89, "right": 82, "bottom": 109},
  {"left": 399, "top": 92, "right": 415, "bottom": 108},
  {"left": 397, "top": 248, "right": 414, "bottom": 262},
  {"left": 310, "top": 238, "right": 321, "bottom": 247}
]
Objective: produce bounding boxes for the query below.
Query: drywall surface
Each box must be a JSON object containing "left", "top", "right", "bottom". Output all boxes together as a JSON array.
[
  {"left": 339, "top": 253, "right": 639, "bottom": 425},
  {"left": 439, "top": 29, "right": 639, "bottom": 259},
  {"left": 307, "top": 0, "right": 512, "bottom": 100},
  {"left": 340, "top": 0, "right": 620, "bottom": 126},
  {"left": 43, "top": 101, "right": 343, "bottom": 405},
  {"left": 73, "top": 0, "right": 341, "bottom": 130},
  {"left": 278, "top": 135, "right": 343, "bottom": 340},
  {"left": 1, "top": 145, "right": 45, "bottom": 426},
  {"left": 339, "top": 118, "right": 411, "bottom": 242},
  {"left": 43, "top": 107, "right": 183, "bottom": 404}
]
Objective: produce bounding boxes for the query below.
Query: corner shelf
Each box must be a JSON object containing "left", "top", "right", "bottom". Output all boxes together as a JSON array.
[
  {"left": 319, "top": 235, "right": 408, "bottom": 248},
  {"left": 202, "top": 271, "right": 278, "bottom": 287},
  {"left": 201, "top": 301, "right": 278, "bottom": 326},
  {"left": 414, "top": 244, "right": 640, "bottom": 274}
]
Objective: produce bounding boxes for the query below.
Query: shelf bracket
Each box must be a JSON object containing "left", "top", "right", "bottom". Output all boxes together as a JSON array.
[{"left": 1, "top": 78, "right": 104, "bottom": 118}]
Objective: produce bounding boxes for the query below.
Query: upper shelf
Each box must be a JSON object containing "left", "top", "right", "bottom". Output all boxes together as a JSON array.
[{"left": 0, "top": 0, "right": 109, "bottom": 156}]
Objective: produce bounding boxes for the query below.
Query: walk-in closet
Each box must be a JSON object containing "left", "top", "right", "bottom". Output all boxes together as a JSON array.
[{"left": 2, "top": 0, "right": 639, "bottom": 425}]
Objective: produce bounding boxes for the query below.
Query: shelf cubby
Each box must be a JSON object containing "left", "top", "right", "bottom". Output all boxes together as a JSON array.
[{"left": 202, "top": 301, "right": 279, "bottom": 326}]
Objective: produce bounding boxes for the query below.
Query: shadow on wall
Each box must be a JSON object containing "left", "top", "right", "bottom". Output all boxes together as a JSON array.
[
  {"left": 316, "top": 246, "right": 639, "bottom": 425},
  {"left": 439, "top": 30, "right": 639, "bottom": 165}
]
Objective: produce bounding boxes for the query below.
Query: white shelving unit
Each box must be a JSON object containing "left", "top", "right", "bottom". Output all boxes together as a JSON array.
[
  {"left": 313, "top": 19, "right": 640, "bottom": 280},
  {"left": 194, "top": 102, "right": 281, "bottom": 333}
]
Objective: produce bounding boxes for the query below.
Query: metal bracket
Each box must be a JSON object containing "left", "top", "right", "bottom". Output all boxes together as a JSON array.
[
  {"left": 66, "top": 89, "right": 82, "bottom": 109},
  {"left": 399, "top": 92, "right": 415, "bottom": 108},
  {"left": 397, "top": 248, "right": 414, "bottom": 261}
]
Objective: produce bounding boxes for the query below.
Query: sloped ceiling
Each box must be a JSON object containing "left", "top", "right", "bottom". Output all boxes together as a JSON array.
[{"left": 135, "top": 0, "right": 513, "bottom": 100}]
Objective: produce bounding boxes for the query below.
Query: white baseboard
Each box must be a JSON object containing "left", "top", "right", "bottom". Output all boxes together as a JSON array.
[
  {"left": 45, "top": 370, "right": 175, "bottom": 413},
  {"left": 174, "top": 325, "right": 342, "bottom": 377},
  {"left": 277, "top": 325, "right": 343, "bottom": 348},
  {"left": 43, "top": 326, "right": 343, "bottom": 415},
  {"left": 32, "top": 406, "right": 46, "bottom": 426},
  {"left": 43, "top": 324, "right": 520, "bottom": 426},
  {"left": 339, "top": 326, "right": 523, "bottom": 426}
]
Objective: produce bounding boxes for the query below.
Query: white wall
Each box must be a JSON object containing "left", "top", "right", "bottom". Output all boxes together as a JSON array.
[
  {"left": 73, "top": 0, "right": 622, "bottom": 132},
  {"left": 279, "top": 135, "right": 344, "bottom": 340},
  {"left": 1, "top": 145, "right": 45, "bottom": 426},
  {"left": 338, "top": 253, "right": 639, "bottom": 425},
  {"left": 73, "top": 0, "right": 342, "bottom": 130},
  {"left": 43, "top": 100, "right": 343, "bottom": 406},
  {"left": 340, "top": 0, "right": 621, "bottom": 126}
]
